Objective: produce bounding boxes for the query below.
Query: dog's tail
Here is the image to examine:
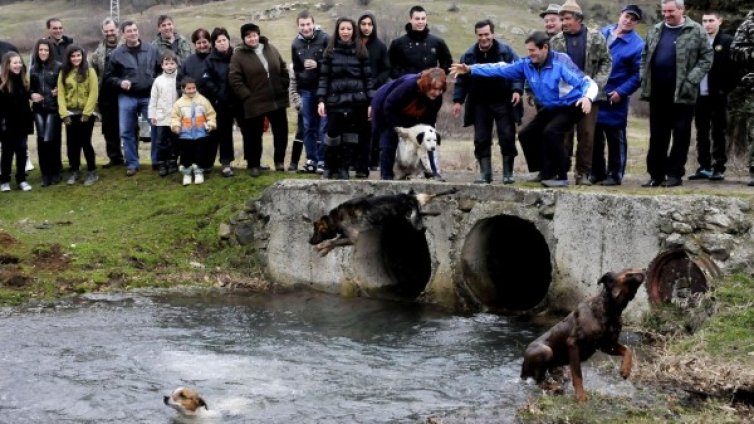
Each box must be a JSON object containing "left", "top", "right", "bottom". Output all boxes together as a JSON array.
[{"left": 414, "top": 187, "right": 458, "bottom": 206}]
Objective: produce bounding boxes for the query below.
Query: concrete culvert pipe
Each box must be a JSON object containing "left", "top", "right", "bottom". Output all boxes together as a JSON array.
[
  {"left": 351, "top": 218, "right": 432, "bottom": 299},
  {"left": 646, "top": 248, "right": 719, "bottom": 305},
  {"left": 461, "top": 215, "right": 551, "bottom": 311}
]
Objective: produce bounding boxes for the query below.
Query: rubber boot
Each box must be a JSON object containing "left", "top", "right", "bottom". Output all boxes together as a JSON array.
[
  {"left": 502, "top": 155, "right": 515, "bottom": 184},
  {"left": 474, "top": 157, "right": 492, "bottom": 184}
]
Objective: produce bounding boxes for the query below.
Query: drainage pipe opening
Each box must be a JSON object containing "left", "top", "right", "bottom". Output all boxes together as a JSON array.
[
  {"left": 461, "top": 215, "right": 551, "bottom": 311},
  {"left": 646, "top": 248, "right": 719, "bottom": 305},
  {"left": 352, "top": 218, "right": 432, "bottom": 299}
]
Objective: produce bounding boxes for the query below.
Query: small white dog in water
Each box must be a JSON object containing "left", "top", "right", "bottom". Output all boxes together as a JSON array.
[
  {"left": 164, "top": 387, "right": 208, "bottom": 416},
  {"left": 393, "top": 124, "right": 439, "bottom": 180}
]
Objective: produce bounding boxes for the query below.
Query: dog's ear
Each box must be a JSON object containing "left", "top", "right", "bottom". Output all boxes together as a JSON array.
[
  {"left": 435, "top": 131, "right": 442, "bottom": 145},
  {"left": 394, "top": 126, "right": 408, "bottom": 138},
  {"left": 198, "top": 397, "right": 208, "bottom": 410},
  {"left": 597, "top": 272, "right": 616, "bottom": 288},
  {"left": 302, "top": 213, "right": 312, "bottom": 223},
  {"left": 416, "top": 132, "right": 425, "bottom": 145}
]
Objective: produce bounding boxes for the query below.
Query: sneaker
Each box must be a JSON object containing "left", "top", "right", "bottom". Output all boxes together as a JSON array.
[
  {"left": 574, "top": 174, "right": 592, "bottom": 186},
  {"left": 688, "top": 168, "right": 712, "bottom": 180},
  {"left": 102, "top": 160, "right": 124, "bottom": 169},
  {"left": 66, "top": 171, "right": 80, "bottom": 185},
  {"left": 180, "top": 166, "right": 192, "bottom": 186},
  {"left": 303, "top": 159, "right": 317, "bottom": 173},
  {"left": 541, "top": 179, "right": 569, "bottom": 188},
  {"left": 641, "top": 179, "right": 664, "bottom": 187},
  {"left": 709, "top": 171, "right": 725, "bottom": 181},
  {"left": 25, "top": 158, "right": 34, "bottom": 172},
  {"left": 193, "top": 165, "right": 204, "bottom": 184},
  {"left": 599, "top": 176, "right": 621, "bottom": 186},
  {"left": 316, "top": 162, "right": 325, "bottom": 174},
  {"left": 83, "top": 171, "right": 99, "bottom": 186},
  {"left": 221, "top": 166, "right": 234, "bottom": 177},
  {"left": 0, "top": 183, "right": 10, "bottom": 192},
  {"left": 19, "top": 181, "right": 32, "bottom": 191},
  {"left": 126, "top": 168, "right": 138, "bottom": 177}
]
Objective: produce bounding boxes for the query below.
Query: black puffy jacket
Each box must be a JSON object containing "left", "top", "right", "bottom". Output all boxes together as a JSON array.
[
  {"left": 200, "top": 48, "right": 233, "bottom": 107},
  {"left": 388, "top": 24, "right": 452, "bottom": 78},
  {"left": 29, "top": 60, "right": 62, "bottom": 113},
  {"left": 316, "top": 39, "right": 374, "bottom": 113}
]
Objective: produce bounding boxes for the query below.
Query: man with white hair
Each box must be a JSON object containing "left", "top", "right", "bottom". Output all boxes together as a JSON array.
[{"left": 639, "top": 0, "right": 712, "bottom": 187}]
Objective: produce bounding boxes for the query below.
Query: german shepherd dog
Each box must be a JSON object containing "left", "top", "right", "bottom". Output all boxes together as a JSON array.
[
  {"left": 520, "top": 269, "right": 646, "bottom": 402},
  {"left": 306, "top": 188, "right": 457, "bottom": 256}
]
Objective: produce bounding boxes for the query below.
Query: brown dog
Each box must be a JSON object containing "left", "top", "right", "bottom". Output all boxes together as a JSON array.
[{"left": 520, "top": 269, "right": 645, "bottom": 402}]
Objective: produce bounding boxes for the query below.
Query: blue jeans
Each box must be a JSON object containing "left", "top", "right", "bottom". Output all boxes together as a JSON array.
[
  {"left": 299, "top": 89, "right": 327, "bottom": 163},
  {"left": 118, "top": 94, "right": 150, "bottom": 170}
]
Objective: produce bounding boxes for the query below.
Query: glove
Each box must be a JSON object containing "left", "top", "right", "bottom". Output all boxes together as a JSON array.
[
  {"left": 63, "top": 116, "right": 72, "bottom": 126},
  {"left": 81, "top": 115, "right": 89, "bottom": 123}
]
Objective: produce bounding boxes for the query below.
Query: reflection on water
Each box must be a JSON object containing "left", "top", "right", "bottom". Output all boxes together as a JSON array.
[{"left": 0, "top": 291, "right": 616, "bottom": 423}]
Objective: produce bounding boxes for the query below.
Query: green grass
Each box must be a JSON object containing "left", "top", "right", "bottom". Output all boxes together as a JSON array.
[{"left": 0, "top": 165, "right": 311, "bottom": 303}]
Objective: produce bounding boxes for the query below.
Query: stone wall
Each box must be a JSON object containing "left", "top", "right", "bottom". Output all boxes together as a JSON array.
[{"left": 222, "top": 180, "right": 754, "bottom": 322}]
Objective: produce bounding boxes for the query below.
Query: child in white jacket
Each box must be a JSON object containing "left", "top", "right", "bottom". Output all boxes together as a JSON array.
[{"left": 148, "top": 51, "right": 179, "bottom": 176}]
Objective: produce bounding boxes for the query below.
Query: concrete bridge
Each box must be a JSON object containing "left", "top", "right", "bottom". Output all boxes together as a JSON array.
[{"left": 231, "top": 180, "right": 753, "bottom": 322}]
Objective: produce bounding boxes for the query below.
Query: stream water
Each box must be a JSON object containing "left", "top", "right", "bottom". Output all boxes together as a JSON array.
[{"left": 0, "top": 290, "right": 636, "bottom": 423}]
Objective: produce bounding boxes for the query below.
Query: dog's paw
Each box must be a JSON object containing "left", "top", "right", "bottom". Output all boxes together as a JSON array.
[{"left": 619, "top": 364, "right": 632, "bottom": 379}]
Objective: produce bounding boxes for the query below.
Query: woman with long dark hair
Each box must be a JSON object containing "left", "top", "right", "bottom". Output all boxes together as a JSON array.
[
  {"left": 30, "top": 38, "right": 63, "bottom": 186},
  {"left": 316, "top": 17, "right": 374, "bottom": 179},
  {"left": 57, "top": 44, "right": 99, "bottom": 186},
  {"left": 0, "top": 51, "right": 34, "bottom": 192}
]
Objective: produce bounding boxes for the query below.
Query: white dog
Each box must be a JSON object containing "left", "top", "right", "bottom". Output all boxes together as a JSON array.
[
  {"left": 164, "top": 386, "right": 208, "bottom": 416},
  {"left": 393, "top": 124, "right": 439, "bottom": 180}
]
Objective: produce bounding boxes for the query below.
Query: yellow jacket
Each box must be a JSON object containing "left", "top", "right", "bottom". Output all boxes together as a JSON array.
[{"left": 57, "top": 68, "right": 98, "bottom": 118}]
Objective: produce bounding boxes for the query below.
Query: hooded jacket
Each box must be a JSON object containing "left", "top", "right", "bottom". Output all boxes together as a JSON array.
[
  {"left": 291, "top": 28, "right": 329, "bottom": 91},
  {"left": 317, "top": 38, "right": 375, "bottom": 113},
  {"left": 357, "top": 13, "right": 390, "bottom": 88},
  {"left": 388, "top": 24, "right": 452, "bottom": 79},
  {"left": 229, "top": 37, "right": 290, "bottom": 119}
]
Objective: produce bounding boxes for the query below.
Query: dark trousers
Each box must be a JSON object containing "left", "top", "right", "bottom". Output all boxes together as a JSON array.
[
  {"left": 694, "top": 94, "right": 728, "bottom": 173},
  {"left": 65, "top": 116, "right": 96, "bottom": 172},
  {"left": 34, "top": 111, "right": 62, "bottom": 178},
  {"left": 154, "top": 126, "right": 177, "bottom": 164},
  {"left": 647, "top": 98, "right": 695, "bottom": 180},
  {"left": 564, "top": 104, "right": 598, "bottom": 175},
  {"left": 179, "top": 137, "right": 206, "bottom": 167},
  {"left": 325, "top": 108, "right": 369, "bottom": 172},
  {"left": 472, "top": 101, "right": 517, "bottom": 159},
  {"left": 518, "top": 106, "right": 584, "bottom": 180},
  {"left": 213, "top": 105, "right": 236, "bottom": 166},
  {"left": 377, "top": 126, "right": 400, "bottom": 179},
  {"left": 592, "top": 123, "right": 627, "bottom": 181},
  {"left": 100, "top": 99, "right": 122, "bottom": 163},
  {"left": 240, "top": 107, "right": 288, "bottom": 167},
  {"left": 290, "top": 111, "right": 304, "bottom": 165},
  {"left": 0, "top": 135, "right": 28, "bottom": 184}
]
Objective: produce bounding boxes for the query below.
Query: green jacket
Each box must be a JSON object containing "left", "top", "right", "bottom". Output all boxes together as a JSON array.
[
  {"left": 151, "top": 33, "right": 193, "bottom": 65},
  {"left": 57, "top": 68, "right": 98, "bottom": 118},
  {"left": 731, "top": 11, "right": 754, "bottom": 76},
  {"left": 640, "top": 16, "right": 713, "bottom": 104},
  {"left": 550, "top": 26, "right": 612, "bottom": 100}
]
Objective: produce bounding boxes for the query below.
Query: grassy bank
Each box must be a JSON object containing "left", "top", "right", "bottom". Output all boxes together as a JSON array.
[{"left": 0, "top": 165, "right": 307, "bottom": 305}]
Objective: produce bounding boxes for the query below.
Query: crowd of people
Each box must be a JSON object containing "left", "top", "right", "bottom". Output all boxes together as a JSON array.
[{"left": 1, "top": 1, "right": 754, "bottom": 192}]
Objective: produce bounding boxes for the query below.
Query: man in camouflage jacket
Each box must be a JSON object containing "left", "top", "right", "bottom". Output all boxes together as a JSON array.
[
  {"left": 730, "top": 10, "right": 754, "bottom": 185},
  {"left": 90, "top": 18, "right": 123, "bottom": 167},
  {"left": 151, "top": 15, "right": 193, "bottom": 65},
  {"left": 639, "top": 0, "right": 712, "bottom": 187},
  {"left": 550, "top": 0, "right": 612, "bottom": 185}
]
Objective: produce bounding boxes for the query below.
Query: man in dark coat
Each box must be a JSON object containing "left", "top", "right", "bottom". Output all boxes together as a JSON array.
[
  {"left": 452, "top": 19, "right": 523, "bottom": 184},
  {"left": 688, "top": 11, "right": 736, "bottom": 181}
]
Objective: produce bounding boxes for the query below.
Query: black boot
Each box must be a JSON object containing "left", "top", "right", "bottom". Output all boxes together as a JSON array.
[
  {"left": 502, "top": 155, "right": 515, "bottom": 184},
  {"left": 474, "top": 157, "right": 492, "bottom": 184}
]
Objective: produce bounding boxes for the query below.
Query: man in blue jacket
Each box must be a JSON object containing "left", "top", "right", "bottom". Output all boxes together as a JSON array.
[
  {"left": 452, "top": 19, "right": 523, "bottom": 184},
  {"left": 451, "top": 31, "right": 597, "bottom": 187},
  {"left": 591, "top": 5, "right": 644, "bottom": 186}
]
